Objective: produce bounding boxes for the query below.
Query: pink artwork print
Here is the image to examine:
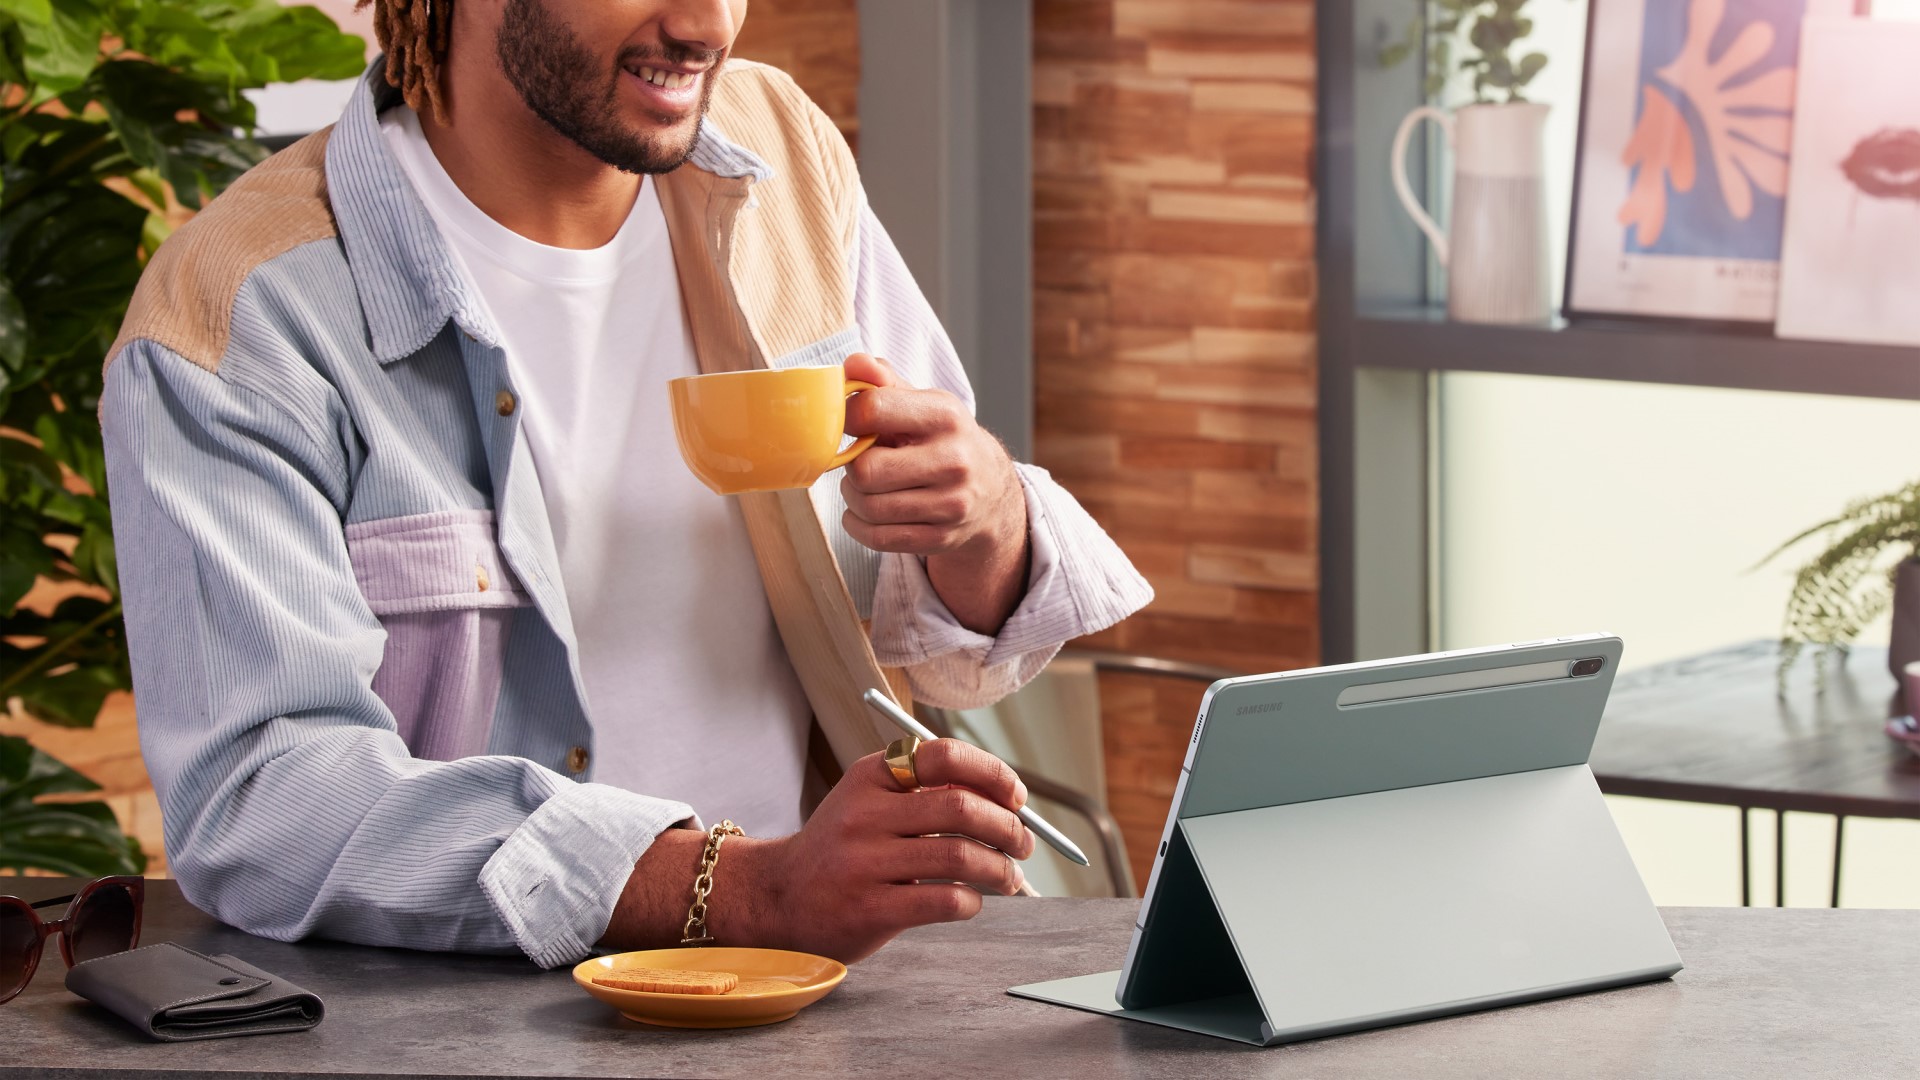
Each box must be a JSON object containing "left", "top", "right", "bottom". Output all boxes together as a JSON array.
[{"left": 1774, "top": 17, "right": 1920, "bottom": 347}]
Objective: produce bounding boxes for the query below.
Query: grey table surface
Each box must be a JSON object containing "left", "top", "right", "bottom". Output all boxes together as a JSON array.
[{"left": 2, "top": 880, "right": 1917, "bottom": 1079}]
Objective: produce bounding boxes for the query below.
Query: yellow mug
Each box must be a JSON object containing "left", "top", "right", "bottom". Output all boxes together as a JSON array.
[{"left": 668, "top": 365, "right": 878, "bottom": 496}]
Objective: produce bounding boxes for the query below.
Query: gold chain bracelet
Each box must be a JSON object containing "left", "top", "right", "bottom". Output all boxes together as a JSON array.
[{"left": 680, "top": 819, "right": 743, "bottom": 946}]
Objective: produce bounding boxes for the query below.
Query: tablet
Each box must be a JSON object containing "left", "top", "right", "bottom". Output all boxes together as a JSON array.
[{"left": 1010, "top": 635, "right": 1682, "bottom": 1045}]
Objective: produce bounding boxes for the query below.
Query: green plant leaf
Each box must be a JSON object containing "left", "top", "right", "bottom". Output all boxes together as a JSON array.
[
  {"left": 0, "top": 17, "right": 31, "bottom": 89},
  {"left": 0, "top": 735, "right": 144, "bottom": 877},
  {"left": 16, "top": 0, "right": 99, "bottom": 94},
  {"left": 0, "top": 0, "right": 52, "bottom": 27},
  {"left": 71, "top": 517, "right": 116, "bottom": 594},
  {"left": 1, "top": 595, "right": 128, "bottom": 725},
  {"left": 139, "top": 208, "right": 170, "bottom": 257},
  {"left": 224, "top": 4, "right": 366, "bottom": 85},
  {"left": 1, "top": 185, "right": 146, "bottom": 362},
  {"left": 1469, "top": 15, "right": 1498, "bottom": 54},
  {"left": 110, "top": 0, "right": 364, "bottom": 92},
  {"left": 32, "top": 409, "right": 107, "bottom": 496},
  {"left": 1, "top": 434, "right": 64, "bottom": 493},
  {"left": 0, "top": 732, "right": 99, "bottom": 805},
  {"left": 6, "top": 661, "right": 122, "bottom": 727},
  {"left": 0, "top": 274, "right": 26, "bottom": 378},
  {"left": 0, "top": 805, "right": 144, "bottom": 876},
  {"left": 91, "top": 59, "right": 268, "bottom": 211},
  {"left": 0, "top": 522, "right": 55, "bottom": 614},
  {"left": 0, "top": 732, "right": 30, "bottom": 783},
  {"left": 123, "top": 166, "right": 166, "bottom": 209}
]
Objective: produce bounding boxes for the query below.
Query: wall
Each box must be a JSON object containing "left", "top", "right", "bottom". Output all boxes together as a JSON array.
[{"left": 1030, "top": 0, "right": 1319, "bottom": 884}]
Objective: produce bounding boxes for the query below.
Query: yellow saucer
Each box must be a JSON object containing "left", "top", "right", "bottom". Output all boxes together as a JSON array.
[{"left": 573, "top": 947, "right": 847, "bottom": 1029}]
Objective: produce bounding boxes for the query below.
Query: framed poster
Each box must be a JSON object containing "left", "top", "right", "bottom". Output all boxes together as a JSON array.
[
  {"left": 1566, "top": 0, "right": 1854, "bottom": 323},
  {"left": 1775, "top": 18, "right": 1920, "bottom": 346}
]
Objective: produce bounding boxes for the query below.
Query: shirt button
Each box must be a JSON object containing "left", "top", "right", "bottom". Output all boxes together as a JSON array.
[
  {"left": 566, "top": 746, "right": 590, "bottom": 774},
  {"left": 496, "top": 390, "right": 516, "bottom": 417}
]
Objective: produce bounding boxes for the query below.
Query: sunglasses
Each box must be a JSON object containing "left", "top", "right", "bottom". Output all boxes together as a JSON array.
[{"left": 1, "top": 876, "right": 144, "bottom": 1004}]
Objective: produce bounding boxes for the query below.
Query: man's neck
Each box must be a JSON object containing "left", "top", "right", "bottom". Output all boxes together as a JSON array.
[{"left": 416, "top": 82, "right": 642, "bottom": 250}]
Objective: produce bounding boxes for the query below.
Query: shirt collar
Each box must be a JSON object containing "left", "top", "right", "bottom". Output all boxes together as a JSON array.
[{"left": 325, "top": 57, "right": 774, "bottom": 365}]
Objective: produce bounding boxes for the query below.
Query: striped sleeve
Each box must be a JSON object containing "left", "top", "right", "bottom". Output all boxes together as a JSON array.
[
  {"left": 102, "top": 337, "right": 691, "bottom": 966},
  {"left": 848, "top": 202, "right": 1153, "bottom": 709}
]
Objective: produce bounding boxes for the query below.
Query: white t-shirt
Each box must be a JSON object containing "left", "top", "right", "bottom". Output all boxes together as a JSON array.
[{"left": 381, "top": 107, "right": 813, "bottom": 836}]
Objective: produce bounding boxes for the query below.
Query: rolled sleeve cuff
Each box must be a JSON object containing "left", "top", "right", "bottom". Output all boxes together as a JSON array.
[
  {"left": 479, "top": 781, "right": 695, "bottom": 969},
  {"left": 871, "top": 463, "right": 1153, "bottom": 674}
]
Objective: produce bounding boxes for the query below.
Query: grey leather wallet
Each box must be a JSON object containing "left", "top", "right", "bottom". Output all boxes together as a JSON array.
[{"left": 64, "top": 942, "right": 324, "bottom": 1041}]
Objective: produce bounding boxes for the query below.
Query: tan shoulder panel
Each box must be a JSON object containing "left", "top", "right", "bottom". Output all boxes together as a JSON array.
[
  {"left": 704, "top": 61, "right": 860, "bottom": 362},
  {"left": 108, "top": 128, "right": 339, "bottom": 375}
]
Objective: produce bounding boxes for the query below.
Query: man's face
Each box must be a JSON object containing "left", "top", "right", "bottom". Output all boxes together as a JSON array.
[{"left": 494, "top": 0, "right": 748, "bottom": 175}]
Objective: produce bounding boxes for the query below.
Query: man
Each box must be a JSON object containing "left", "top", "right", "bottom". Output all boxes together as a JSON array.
[{"left": 101, "top": 0, "right": 1149, "bottom": 968}]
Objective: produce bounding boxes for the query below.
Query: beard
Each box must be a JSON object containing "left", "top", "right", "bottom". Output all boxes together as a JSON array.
[{"left": 494, "top": 0, "right": 725, "bottom": 175}]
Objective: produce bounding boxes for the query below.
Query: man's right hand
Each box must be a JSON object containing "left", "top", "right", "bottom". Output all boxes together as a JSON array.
[{"left": 603, "top": 739, "right": 1035, "bottom": 963}]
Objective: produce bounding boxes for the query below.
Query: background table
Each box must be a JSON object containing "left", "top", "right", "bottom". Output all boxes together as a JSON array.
[
  {"left": 1592, "top": 641, "right": 1920, "bottom": 906},
  {"left": 3, "top": 879, "right": 1917, "bottom": 1079}
]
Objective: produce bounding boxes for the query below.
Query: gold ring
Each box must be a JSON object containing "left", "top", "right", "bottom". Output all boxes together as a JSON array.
[{"left": 885, "top": 735, "right": 922, "bottom": 791}]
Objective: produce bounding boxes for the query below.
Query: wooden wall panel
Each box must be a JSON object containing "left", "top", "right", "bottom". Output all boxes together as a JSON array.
[
  {"left": 732, "top": 0, "right": 860, "bottom": 152},
  {"left": 1033, "top": 0, "right": 1319, "bottom": 886}
]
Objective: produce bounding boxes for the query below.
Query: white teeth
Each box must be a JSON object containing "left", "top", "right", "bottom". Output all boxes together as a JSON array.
[{"left": 634, "top": 66, "right": 697, "bottom": 91}]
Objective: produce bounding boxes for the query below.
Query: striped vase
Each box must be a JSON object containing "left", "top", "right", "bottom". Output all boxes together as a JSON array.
[{"left": 1391, "top": 102, "right": 1552, "bottom": 324}]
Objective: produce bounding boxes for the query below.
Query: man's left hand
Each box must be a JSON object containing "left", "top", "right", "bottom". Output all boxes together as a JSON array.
[{"left": 840, "top": 353, "right": 1030, "bottom": 635}]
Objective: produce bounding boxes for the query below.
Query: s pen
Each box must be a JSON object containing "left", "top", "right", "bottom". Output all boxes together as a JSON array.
[{"left": 862, "top": 687, "right": 1093, "bottom": 868}]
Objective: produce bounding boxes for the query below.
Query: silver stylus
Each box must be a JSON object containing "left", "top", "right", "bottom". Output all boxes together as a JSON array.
[{"left": 862, "top": 688, "right": 1092, "bottom": 868}]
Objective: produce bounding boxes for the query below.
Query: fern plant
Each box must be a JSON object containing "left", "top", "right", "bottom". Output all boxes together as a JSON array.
[{"left": 1761, "top": 480, "right": 1920, "bottom": 687}]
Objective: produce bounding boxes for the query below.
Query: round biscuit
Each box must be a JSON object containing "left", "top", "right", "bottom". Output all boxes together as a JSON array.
[{"left": 592, "top": 966, "right": 740, "bottom": 995}]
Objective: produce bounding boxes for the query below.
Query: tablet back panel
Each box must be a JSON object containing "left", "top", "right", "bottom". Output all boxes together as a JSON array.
[
  {"left": 1183, "top": 764, "right": 1679, "bottom": 1042},
  {"left": 1179, "top": 636, "right": 1624, "bottom": 818}
]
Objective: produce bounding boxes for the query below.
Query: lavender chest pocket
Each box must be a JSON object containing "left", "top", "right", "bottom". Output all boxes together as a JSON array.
[{"left": 344, "top": 509, "right": 530, "bottom": 761}]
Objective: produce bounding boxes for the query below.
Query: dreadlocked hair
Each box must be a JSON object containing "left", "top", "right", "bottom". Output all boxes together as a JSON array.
[{"left": 356, "top": 0, "right": 455, "bottom": 124}]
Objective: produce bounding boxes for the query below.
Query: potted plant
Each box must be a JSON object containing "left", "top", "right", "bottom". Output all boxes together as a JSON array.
[
  {"left": 1380, "top": 1, "right": 1560, "bottom": 324},
  {"left": 1762, "top": 480, "right": 1920, "bottom": 689},
  {"left": 0, "top": 0, "right": 363, "bottom": 875}
]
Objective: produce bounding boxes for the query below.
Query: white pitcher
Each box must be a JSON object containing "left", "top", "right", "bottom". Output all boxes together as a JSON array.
[{"left": 1391, "top": 102, "right": 1551, "bottom": 324}]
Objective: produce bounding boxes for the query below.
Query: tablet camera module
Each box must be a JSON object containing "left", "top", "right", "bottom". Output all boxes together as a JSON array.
[{"left": 1570, "top": 657, "right": 1605, "bottom": 678}]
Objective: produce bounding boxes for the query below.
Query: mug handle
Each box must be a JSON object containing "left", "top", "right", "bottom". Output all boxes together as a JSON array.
[
  {"left": 1390, "top": 105, "right": 1453, "bottom": 268},
  {"left": 827, "top": 379, "right": 879, "bottom": 470}
]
